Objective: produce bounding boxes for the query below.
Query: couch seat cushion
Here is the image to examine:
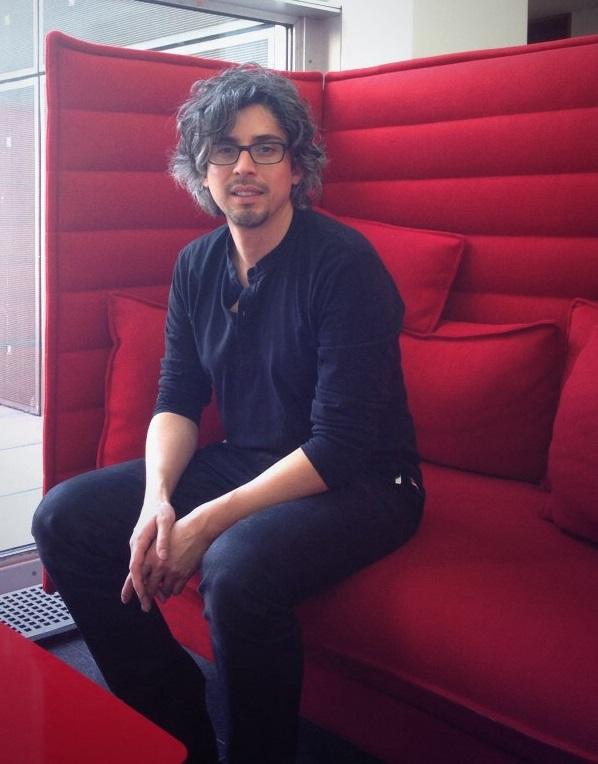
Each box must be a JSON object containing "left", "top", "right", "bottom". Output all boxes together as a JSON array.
[{"left": 298, "top": 463, "right": 598, "bottom": 760}]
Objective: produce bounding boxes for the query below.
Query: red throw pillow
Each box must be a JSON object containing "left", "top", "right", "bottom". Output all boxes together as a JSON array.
[
  {"left": 400, "top": 321, "right": 564, "bottom": 482},
  {"left": 97, "top": 293, "right": 223, "bottom": 467},
  {"left": 323, "top": 213, "right": 465, "bottom": 333},
  {"left": 542, "top": 328, "right": 598, "bottom": 543}
]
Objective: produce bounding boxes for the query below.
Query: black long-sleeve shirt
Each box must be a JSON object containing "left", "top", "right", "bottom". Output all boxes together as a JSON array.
[{"left": 154, "top": 208, "right": 420, "bottom": 489}]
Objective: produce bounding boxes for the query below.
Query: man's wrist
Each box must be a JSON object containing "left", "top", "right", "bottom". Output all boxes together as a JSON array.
[
  {"left": 143, "top": 481, "right": 172, "bottom": 506},
  {"left": 187, "top": 490, "right": 238, "bottom": 543}
]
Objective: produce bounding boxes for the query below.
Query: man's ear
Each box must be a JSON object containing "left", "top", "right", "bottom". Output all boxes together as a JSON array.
[{"left": 291, "top": 164, "right": 303, "bottom": 186}]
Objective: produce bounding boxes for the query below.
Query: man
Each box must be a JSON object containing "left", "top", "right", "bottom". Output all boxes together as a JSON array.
[{"left": 33, "top": 65, "right": 423, "bottom": 764}]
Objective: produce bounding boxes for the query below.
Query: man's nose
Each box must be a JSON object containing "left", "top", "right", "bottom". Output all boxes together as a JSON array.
[{"left": 233, "top": 147, "right": 257, "bottom": 173}]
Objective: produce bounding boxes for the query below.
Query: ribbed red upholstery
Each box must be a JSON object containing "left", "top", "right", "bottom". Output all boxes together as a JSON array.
[
  {"left": 322, "top": 38, "right": 598, "bottom": 331},
  {"left": 44, "top": 32, "right": 598, "bottom": 763}
]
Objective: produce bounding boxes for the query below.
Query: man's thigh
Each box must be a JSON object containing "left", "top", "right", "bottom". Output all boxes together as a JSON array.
[
  {"left": 34, "top": 442, "right": 257, "bottom": 557},
  {"left": 202, "top": 477, "right": 423, "bottom": 608}
]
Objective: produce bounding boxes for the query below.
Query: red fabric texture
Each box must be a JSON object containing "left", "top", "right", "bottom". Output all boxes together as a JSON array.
[
  {"left": 298, "top": 462, "right": 598, "bottom": 761},
  {"left": 323, "top": 37, "right": 598, "bottom": 130},
  {"left": 542, "top": 328, "right": 598, "bottom": 543},
  {"left": 331, "top": 215, "right": 465, "bottom": 333},
  {"left": 563, "top": 297, "right": 598, "bottom": 379},
  {"left": 400, "top": 321, "right": 564, "bottom": 482},
  {"left": 97, "top": 294, "right": 165, "bottom": 467},
  {"left": 96, "top": 294, "right": 223, "bottom": 467}
]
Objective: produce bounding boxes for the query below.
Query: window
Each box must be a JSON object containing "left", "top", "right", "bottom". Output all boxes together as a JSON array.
[
  {"left": 0, "top": 0, "right": 290, "bottom": 556},
  {"left": 1, "top": 0, "right": 290, "bottom": 415}
]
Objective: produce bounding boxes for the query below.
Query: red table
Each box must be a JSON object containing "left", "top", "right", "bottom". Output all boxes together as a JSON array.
[{"left": 0, "top": 622, "right": 187, "bottom": 763}]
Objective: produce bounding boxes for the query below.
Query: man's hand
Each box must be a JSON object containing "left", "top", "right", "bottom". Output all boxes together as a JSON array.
[
  {"left": 153, "top": 514, "right": 213, "bottom": 601},
  {"left": 121, "top": 500, "right": 176, "bottom": 612},
  {"left": 120, "top": 443, "right": 328, "bottom": 613}
]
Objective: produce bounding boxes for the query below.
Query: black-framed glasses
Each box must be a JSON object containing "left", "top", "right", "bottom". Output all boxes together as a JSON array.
[{"left": 208, "top": 141, "right": 289, "bottom": 166}]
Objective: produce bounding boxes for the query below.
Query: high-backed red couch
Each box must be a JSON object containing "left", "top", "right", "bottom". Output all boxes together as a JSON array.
[{"left": 43, "top": 31, "right": 598, "bottom": 763}]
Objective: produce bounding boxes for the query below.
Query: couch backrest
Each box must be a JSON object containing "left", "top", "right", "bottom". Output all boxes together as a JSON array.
[
  {"left": 43, "top": 31, "right": 598, "bottom": 489},
  {"left": 321, "top": 36, "right": 598, "bottom": 326}
]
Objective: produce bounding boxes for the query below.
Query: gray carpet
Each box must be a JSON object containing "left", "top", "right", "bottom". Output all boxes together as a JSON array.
[{"left": 41, "top": 630, "right": 381, "bottom": 764}]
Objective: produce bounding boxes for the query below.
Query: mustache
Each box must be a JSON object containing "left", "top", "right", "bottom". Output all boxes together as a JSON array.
[{"left": 227, "top": 179, "right": 268, "bottom": 193}]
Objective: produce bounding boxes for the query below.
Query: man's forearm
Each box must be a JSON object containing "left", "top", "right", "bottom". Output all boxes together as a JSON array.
[
  {"left": 144, "top": 412, "right": 199, "bottom": 503},
  {"left": 185, "top": 447, "right": 328, "bottom": 543}
]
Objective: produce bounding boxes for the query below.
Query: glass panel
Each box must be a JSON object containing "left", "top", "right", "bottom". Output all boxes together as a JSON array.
[
  {"left": 0, "top": 81, "right": 40, "bottom": 414},
  {"left": 175, "top": 25, "right": 286, "bottom": 67},
  {"left": 0, "top": 0, "right": 35, "bottom": 76},
  {"left": 42, "top": 0, "right": 266, "bottom": 59},
  {"left": 201, "top": 38, "right": 269, "bottom": 65}
]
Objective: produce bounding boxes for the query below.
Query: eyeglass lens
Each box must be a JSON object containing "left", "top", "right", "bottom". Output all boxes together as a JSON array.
[{"left": 209, "top": 142, "right": 287, "bottom": 165}]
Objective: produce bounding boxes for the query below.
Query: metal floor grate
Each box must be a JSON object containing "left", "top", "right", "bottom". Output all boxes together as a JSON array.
[{"left": 0, "top": 584, "right": 75, "bottom": 640}]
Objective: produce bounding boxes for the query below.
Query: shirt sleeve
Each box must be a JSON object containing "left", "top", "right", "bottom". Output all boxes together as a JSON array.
[
  {"left": 300, "top": 244, "right": 404, "bottom": 488},
  {"left": 153, "top": 247, "right": 213, "bottom": 422}
]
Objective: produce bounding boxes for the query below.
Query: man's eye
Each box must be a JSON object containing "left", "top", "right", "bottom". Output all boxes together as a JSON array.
[
  {"left": 254, "top": 143, "right": 277, "bottom": 156},
  {"left": 214, "top": 145, "right": 236, "bottom": 158}
]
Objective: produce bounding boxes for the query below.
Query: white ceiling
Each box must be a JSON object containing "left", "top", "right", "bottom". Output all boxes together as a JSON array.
[{"left": 528, "top": 0, "right": 598, "bottom": 20}]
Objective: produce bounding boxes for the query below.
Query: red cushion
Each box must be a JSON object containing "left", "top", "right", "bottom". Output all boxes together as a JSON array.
[
  {"left": 400, "top": 321, "right": 564, "bottom": 481},
  {"left": 297, "top": 462, "right": 598, "bottom": 761},
  {"left": 563, "top": 297, "right": 598, "bottom": 379},
  {"left": 324, "top": 214, "right": 465, "bottom": 333},
  {"left": 543, "top": 328, "right": 598, "bottom": 543},
  {"left": 96, "top": 293, "right": 223, "bottom": 467}
]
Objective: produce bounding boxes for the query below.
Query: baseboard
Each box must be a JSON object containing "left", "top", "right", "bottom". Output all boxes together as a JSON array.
[{"left": 0, "top": 555, "right": 43, "bottom": 595}]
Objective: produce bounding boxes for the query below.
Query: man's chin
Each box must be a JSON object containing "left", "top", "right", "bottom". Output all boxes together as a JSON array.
[{"left": 228, "top": 209, "right": 269, "bottom": 228}]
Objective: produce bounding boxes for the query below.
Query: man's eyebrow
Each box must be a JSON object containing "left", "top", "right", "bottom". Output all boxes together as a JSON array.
[{"left": 218, "top": 133, "right": 286, "bottom": 144}]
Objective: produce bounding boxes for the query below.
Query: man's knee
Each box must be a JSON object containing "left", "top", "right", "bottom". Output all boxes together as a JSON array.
[
  {"left": 200, "top": 534, "right": 251, "bottom": 616},
  {"left": 32, "top": 460, "right": 144, "bottom": 553},
  {"left": 31, "top": 475, "right": 92, "bottom": 551}
]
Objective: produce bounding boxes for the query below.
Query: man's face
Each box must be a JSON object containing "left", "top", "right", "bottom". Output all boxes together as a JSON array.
[{"left": 202, "top": 104, "right": 302, "bottom": 231}]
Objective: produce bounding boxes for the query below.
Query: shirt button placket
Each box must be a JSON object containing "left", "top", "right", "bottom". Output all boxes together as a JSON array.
[{"left": 236, "top": 289, "right": 253, "bottom": 378}]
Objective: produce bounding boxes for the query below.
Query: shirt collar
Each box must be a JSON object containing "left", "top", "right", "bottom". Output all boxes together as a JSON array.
[{"left": 225, "top": 209, "right": 303, "bottom": 286}]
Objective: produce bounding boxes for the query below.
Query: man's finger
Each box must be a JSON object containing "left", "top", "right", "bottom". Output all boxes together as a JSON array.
[
  {"left": 121, "top": 570, "right": 151, "bottom": 612},
  {"left": 121, "top": 573, "right": 134, "bottom": 604},
  {"left": 142, "top": 564, "right": 165, "bottom": 604},
  {"left": 128, "top": 548, "right": 151, "bottom": 611},
  {"left": 172, "top": 578, "right": 188, "bottom": 597},
  {"left": 155, "top": 502, "right": 175, "bottom": 561}
]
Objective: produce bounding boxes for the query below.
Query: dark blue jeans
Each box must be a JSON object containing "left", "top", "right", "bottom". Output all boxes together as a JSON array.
[{"left": 32, "top": 443, "right": 423, "bottom": 764}]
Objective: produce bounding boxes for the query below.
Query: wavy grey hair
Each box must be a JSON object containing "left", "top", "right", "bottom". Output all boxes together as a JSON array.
[{"left": 169, "top": 65, "right": 326, "bottom": 216}]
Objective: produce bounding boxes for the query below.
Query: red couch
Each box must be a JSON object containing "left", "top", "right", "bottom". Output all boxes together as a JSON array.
[{"left": 43, "top": 32, "right": 598, "bottom": 763}]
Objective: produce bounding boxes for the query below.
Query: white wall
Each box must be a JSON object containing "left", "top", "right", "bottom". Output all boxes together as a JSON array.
[
  {"left": 413, "top": 0, "right": 528, "bottom": 58},
  {"left": 572, "top": 7, "right": 598, "bottom": 36},
  {"left": 335, "top": 0, "right": 528, "bottom": 70},
  {"left": 339, "top": 0, "right": 415, "bottom": 69}
]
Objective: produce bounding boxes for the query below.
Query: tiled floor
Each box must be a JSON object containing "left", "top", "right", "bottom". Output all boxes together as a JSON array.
[{"left": 0, "top": 405, "right": 42, "bottom": 552}]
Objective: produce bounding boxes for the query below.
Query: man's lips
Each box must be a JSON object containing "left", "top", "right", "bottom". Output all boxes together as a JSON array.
[{"left": 229, "top": 183, "right": 266, "bottom": 197}]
